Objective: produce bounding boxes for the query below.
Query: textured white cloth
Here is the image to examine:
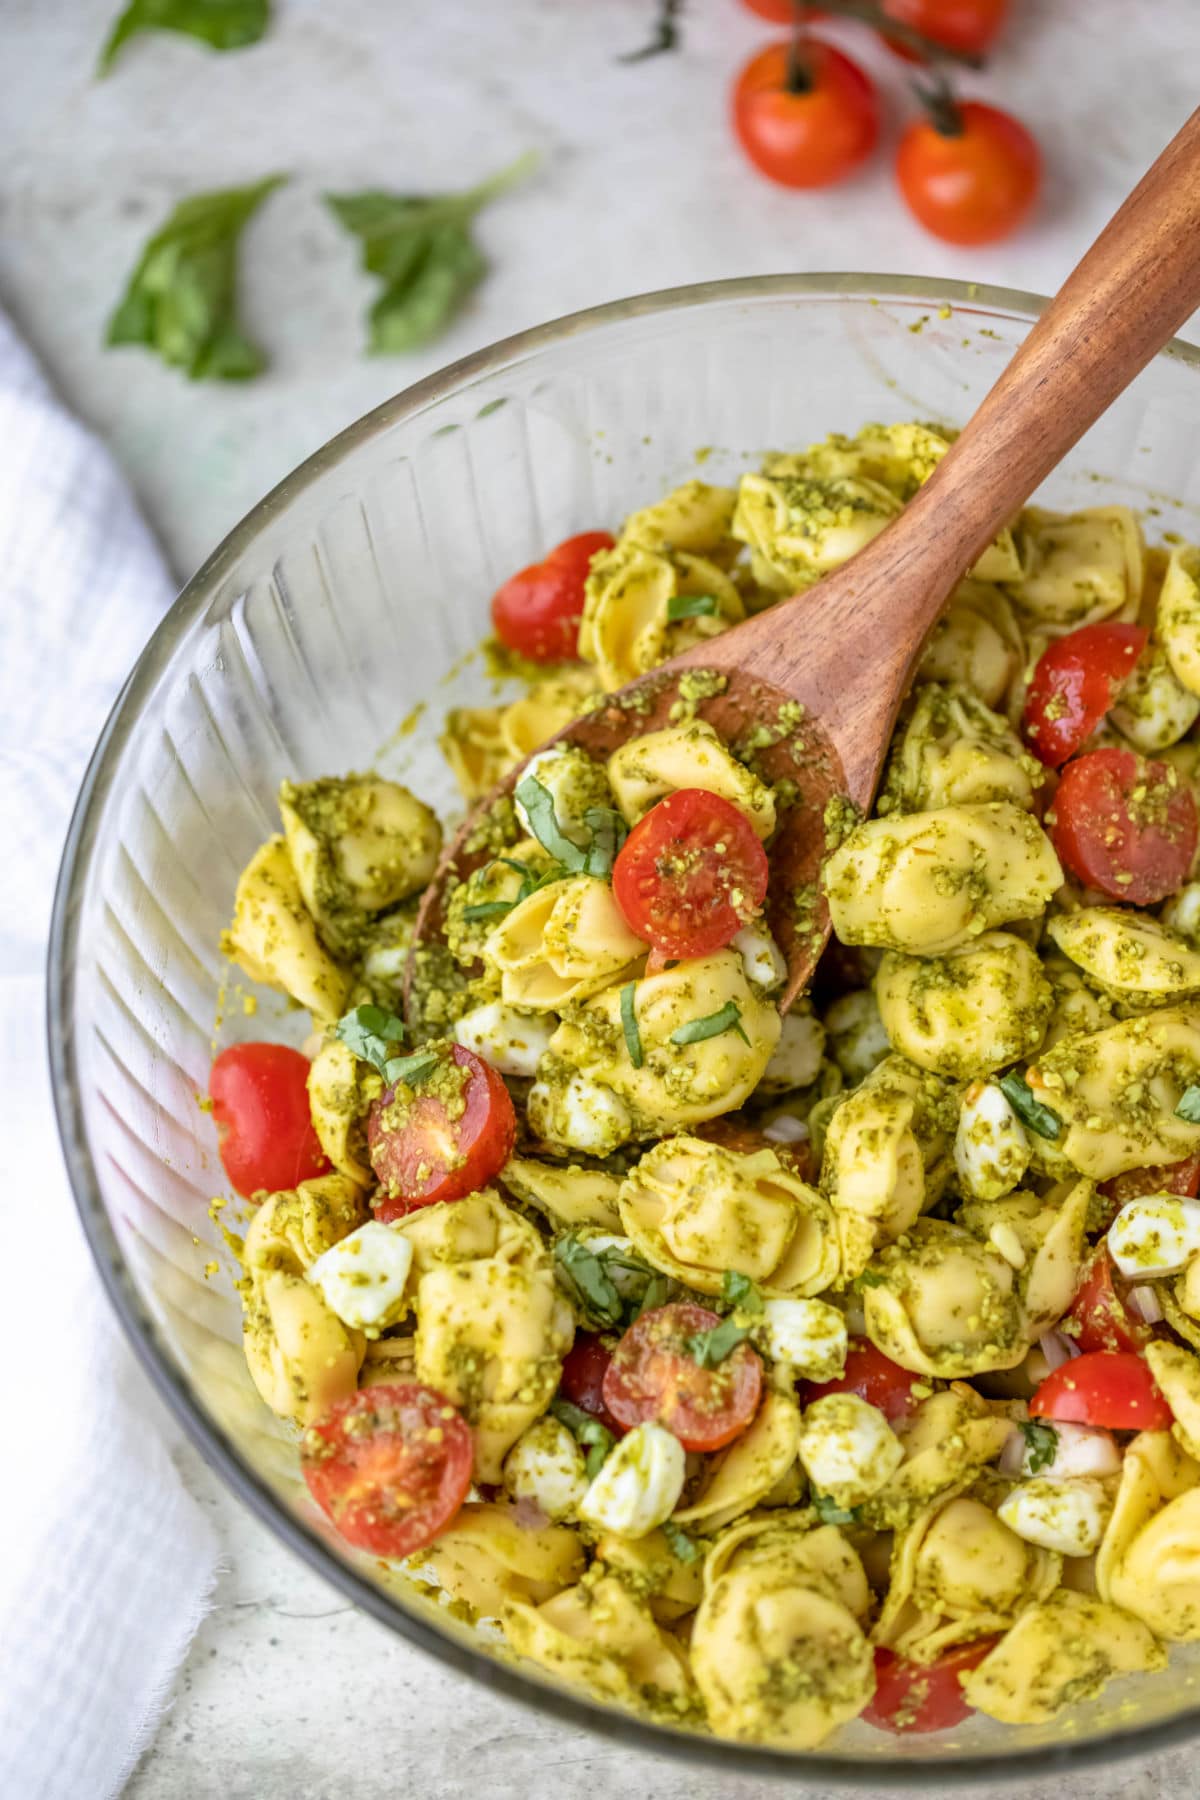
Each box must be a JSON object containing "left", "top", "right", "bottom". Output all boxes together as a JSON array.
[{"left": 0, "top": 312, "right": 220, "bottom": 1798}]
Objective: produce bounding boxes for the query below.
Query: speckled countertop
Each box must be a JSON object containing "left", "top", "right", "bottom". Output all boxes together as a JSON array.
[{"left": 5, "top": 0, "right": 1200, "bottom": 1794}]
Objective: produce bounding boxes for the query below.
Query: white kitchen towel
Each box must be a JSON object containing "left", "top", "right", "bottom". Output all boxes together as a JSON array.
[{"left": 0, "top": 310, "right": 220, "bottom": 1799}]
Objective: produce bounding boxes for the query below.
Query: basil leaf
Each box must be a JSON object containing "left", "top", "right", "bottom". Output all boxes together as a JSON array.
[
  {"left": 661, "top": 1520, "right": 702, "bottom": 1564},
  {"left": 811, "top": 1492, "right": 860, "bottom": 1527},
  {"left": 461, "top": 900, "right": 515, "bottom": 923},
  {"left": 854, "top": 1268, "right": 888, "bottom": 1290},
  {"left": 620, "top": 982, "right": 644, "bottom": 1069},
  {"left": 107, "top": 174, "right": 286, "bottom": 379},
  {"left": 685, "top": 1317, "right": 751, "bottom": 1369},
  {"left": 671, "top": 1000, "right": 751, "bottom": 1049},
  {"left": 582, "top": 806, "right": 629, "bottom": 878},
  {"left": 1019, "top": 1419, "right": 1059, "bottom": 1476},
  {"left": 550, "top": 1397, "right": 615, "bottom": 1480},
  {"left": 382, "top": 1050, "right": 440, "bottom": 1088},
  {"left": 998, "top": 1072, "right": 1062, "bottom": 1141},
  {"left": 327, "top": 152, "right": 535, "bottom": 354},
  {"left": 99, "top": 0, "right": 268, "bottom": 74},
  {"left": 635, "top": 1272, "right": 670, "bottom": 1318},
  {"left": 667, "top": 593, "right": 720, "bottom": 623},
  {"left": 1177, "top": 1084, "right": 1200, "bottom": 1124},
  {"left": 514, "top": 775, "right": 587, "bottom": 871},
  {"left": 335, "top": 1003, "right": 407, "bottom": 1077},
  {"left": 721, "top": 1270, "right": 764, "bottom": 1315},
  {"left": 553, "top": 1234, "right": 625, "bottom": 1329}
]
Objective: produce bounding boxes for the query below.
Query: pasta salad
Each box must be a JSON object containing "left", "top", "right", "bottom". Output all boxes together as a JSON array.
[{"left": 211, "top": 420, "right": 1200, "bottom": 1748}]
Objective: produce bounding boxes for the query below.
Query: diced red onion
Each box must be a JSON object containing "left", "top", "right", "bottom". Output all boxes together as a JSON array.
[
  {"left": 998, "top": 1427, "right": 1026, "bottom": 1477},
  {"left": 1038, "top": 1329, "right": 1081, "bottom": 1370},
  {"left": 1127, "top": 1284, "right": 1165, "bottom": 1324},
  {"left": 764, "top": 1114, "right": 809, "bottom": 1144}
]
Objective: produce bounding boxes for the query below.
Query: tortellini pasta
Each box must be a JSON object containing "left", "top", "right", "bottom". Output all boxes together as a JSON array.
[
  {"left": 863, "top": 1219, "right": 1029, "bottom": 1378},
  {"left": 419, "top": 1502, "right": 585, "bottom": 1619},
  {"left": 860, "top": 1387, "right": 1016, "bottom": 1531},
  {"left": 1096, "top": 1429, "right": 1200, "bottom": 1640},
  {"left": 306, "top": 1036, "right": 378, "bottom": 1183},
  {"left": 503, "top": 1575, "right": 696, "bottom": 1719},
  {"left": 222, "top": 835, "right": 351, "bottom": 1020},
  {"left": 1109, "top": 642, "right": 1200, "bottom": 752},
  {"left": 617, "top": 1136, "right": 839, "bottom": 1296},
  {"left": 875, "top": 931, "right": 1053, "bottom": 1079},
  {"left": 620, "top": 478, "right": 738, "bottom": 555},
  {"left": 1045, "top": 907, "right": 1200, "bottom": 1009},
  {"left": 960, "top": 1590, "right": 1164, "bottom": 1724},
  {"left": 1009, "top": 506, "right": 1144, "bottom": 633},
  {"left": 1157, "top": 542, "right": 1200, "bottom": 697},
  {"left": 674, "top": 1391, "right": 803, "bottom": 1532},
  {"left": 607, "top": 718, "right": 775, "bottom": 838},
  {"left": 879, "top": 683, "right": 1043, "bottom": 816},
  {"left": 578, "top": 539, "right": 742, "bottom": 691},
  {"left": 441, "top": 668, "right": 601, "bottom": 802},
  {"left": 824, "top": 803, "right": 1062, "bottom": 956},
  {"left": 917, "top": 579, "right": 1024, "bottom": 708},
  {"left": 484, "top": 874, "right": 647, "bottom": 1010},
  {"left": 731, "top": 466, "right": 901, "bottom": 595}
]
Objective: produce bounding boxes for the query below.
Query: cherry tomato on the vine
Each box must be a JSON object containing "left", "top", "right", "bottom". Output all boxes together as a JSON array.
[
  {"left": 1029, "top": 1350, "right": 1172, "bottom": 1432},
  {"left": 490, "top": 530, "right": 614, "bottom": 663},
  {"left": 301, "top": 1382, "right": 474, "bottom": 1557},
  {"left": 611, "top": 787, "right": 769, "bottom": 959},
  {"left": 209, "top": 1042, "right": 329, "bottom": 1199},
  {"left": 732, "top": 39, "right": 879, "bottom": 190},
  {"left": 1049, "top": 746, "right": 1197, "bottom": 905},
  {"left": 1066, "top": 1249, "right": 1152, "bottom": 1357},
  {"left": 880, "top": 0, "right": 1009, "bottom": 61},
  {"left": 800, "top": 1337, "right": 923, "bottom": 1423},
  {"left": 1021, "top": 622, "right": 1147, "bottom": 769},
  {"left": 603, "top": 1301, "right": 763, "bottom": 1452},
  {"left": 368, "top": 1044, "right": 516, "bottom": 1220},
  {"left": 896, "top": 101, "right": 1040, "bottom": 245},
  {"left": 863, "top": 1637, "right": 998, "bottom": 1734}
]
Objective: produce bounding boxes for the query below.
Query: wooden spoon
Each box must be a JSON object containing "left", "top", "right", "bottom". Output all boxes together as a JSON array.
[{"left": 409, "top": 110, "right": 1200, "bottom": 1018}]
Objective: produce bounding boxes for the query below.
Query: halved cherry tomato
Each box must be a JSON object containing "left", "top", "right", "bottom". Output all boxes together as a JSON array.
[
  {"left": 879, "top": 0, "right": 1008, "bottom": 60},
  {"left": 863, "top": 1638, "right": 999, "bottom": 1734},
  {"left": 490, "top": 530, "right": 615, "bottom": 663},
  {"left": 301, "top": 1382, "right": 474, "bottom": 1557},
  {"left": 209, "top": 1042, "right": 329, "bottom": 1199},
  {"left": 895, "top": 102, "right": 1040, "bottom": 246},
  {"left": 1029, "top": 1350, "right": 1172, "bottom": 1431},
  {"left": 611, "top": 787, "right": 769, "bottom": 959},
  {"left": 1021, "top": 623, "right": 1147, "bottom": 768},
  {"left": 602, "top": 1301, "right": 763, "bottom": 1452},
  {"left": 1102, "top": 1155, "right": 1200, "bottom": 1207},
  {"left": 800, "top": 1337, "right": 923, "bottom": 1423},
  {"left": 1066, "top": 1249, "right": 1151, "bottom": 1356},
  {"left": 1050, "top": 746, "right": 1197, "bottom": 905},
  {"left": 732, "top": 40, "right": 879, "bottom": 190},
  {"left": 559, "top": 1333, "right": 624, "bottom": 1435},
  {"left": 368, "top": 1044, "right": 516, "bottom": 1220}
]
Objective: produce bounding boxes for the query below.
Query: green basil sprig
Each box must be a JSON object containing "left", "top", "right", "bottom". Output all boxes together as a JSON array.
[{"left": 99, "top": 0, "right": 269, "bottom": 75}]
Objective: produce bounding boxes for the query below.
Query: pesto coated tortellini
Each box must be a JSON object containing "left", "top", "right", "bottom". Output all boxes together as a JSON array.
[
  {"left": 917, "top": 579, "right": 1024, "bottom": 708},
  {"left": 1157, "top": 542, "right": 1200, "bottom": 697},
  {"left": 420, "top": 1501, "right": 585, "bottom": 1619},
  {"left": 441, "top": 668, "right": 601, "bottom": 802},
  {"left": 961, "top": 1590, "right": 1164, "bottom": 1724},
  {"left": 879, "top": 683, "right": 1043, "bottom": 815},
  {"left": 824, "top": 803, "right": 1062, "bottom": 956},
  {"left": 503, "top": 1575, "right": 696, "bottom": 1719},
  {"left": 578, "top": 538, "right": 742, "bottom": 691},
  {"left": 485, "top": 874, "right": 647, "bottom": 1010},
  {"left": 731, "top": 466, "right": 901, "bottom": 595},
  {"left": 618, "top": 1136, "right": 839, "bottom": 1296},
  {"left": 1096, "top": 1429, "right": 1200, "bottom": 1641},
  {"left": 875, "top": 931, "right": 1053, "bottom": 1079},
  {"left": 1010, "top": 506, "right": 1144, "bottom": 632},
  {"left": 1045, "top": 907, "right": 1200, "bottom": 1009},
  {"left": 222, "top": 835, "right": 351, "bottom": 1020},
  {"left": 607, "top": 718, "right": 775, "bottom": 838}
]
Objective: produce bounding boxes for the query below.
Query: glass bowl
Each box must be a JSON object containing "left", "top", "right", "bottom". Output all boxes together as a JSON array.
[{"left": 49, "top": 276, "right": 1200, "bottom": 1783}]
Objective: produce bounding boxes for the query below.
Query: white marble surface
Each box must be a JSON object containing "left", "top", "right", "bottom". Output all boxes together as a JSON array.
[{"left": 5, "top": 0, "right": 1200, "bottom": 1794}]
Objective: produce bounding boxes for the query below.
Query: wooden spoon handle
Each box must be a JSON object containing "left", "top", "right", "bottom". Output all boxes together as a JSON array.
[{"left": 904, "top": 105, "right": 1200, "bottom": 583}]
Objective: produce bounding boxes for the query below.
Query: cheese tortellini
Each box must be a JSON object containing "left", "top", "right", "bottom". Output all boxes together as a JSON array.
[{"left": 219, "top": 439, "right": 1200, "bottom": 1754}]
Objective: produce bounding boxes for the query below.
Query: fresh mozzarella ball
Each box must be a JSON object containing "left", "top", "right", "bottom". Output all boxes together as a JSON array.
[
  {"left": 823, "top": 988, "right": 891, "bottom": 1085},
  {"left": 1161, "top": 881, "right": 1200, "bottom": 941},
  {"left": 954, "top": 1080, "right": 1031, "bottom": 1201},
  {"left": 754, "top": 1298, "right": 847, "bottom": 1381},
  {"left": 502, "top": 1417, "right": 590, "bottom": 1521},
  {"left": 305, "top": 1221, "right": 413, "bottom": 1335},
  {"left": 453, "top": 1001, "right": 554, "bottom": 1079},
  {"left": 1108, "top": 1195, "right": 1200, "bottom": 1279},
  {"left": 577, "top": 1422, "right": 686, "bottom": 1538},
  {"left": 998, "top": 1477, "right": 1114, "bottom": 1557},
  {"left": 528, "top": 1074, "right": 633, "bottom": 1155},
  {"left": 797, "top": 1394, "right": 904, "bottom": 1509},
  {"left": 514, "top": 745, "right": 610, "bottom": 840},
  {"left": 733, "top": 920, "right": 787, "bottom": 992},
  {"left": 1017, "top": 1421, "right": 1121, "bottom": 1480},
  {"left": 762, "top": 1113, "right": 809, "bottom": 1146},
  {"left": 757, "top": 1008, "right": 826, "bottom": 1094}
]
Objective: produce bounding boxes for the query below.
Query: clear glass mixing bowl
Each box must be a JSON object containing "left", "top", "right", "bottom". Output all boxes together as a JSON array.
[{"left": 49, "top": 276, "right": 1200, "bottom": 1782}]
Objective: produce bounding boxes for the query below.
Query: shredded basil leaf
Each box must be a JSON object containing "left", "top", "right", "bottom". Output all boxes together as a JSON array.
[
  {"left": 553, "top": 1234, "right": 625, "bottom": 1328},
  {"left": 106, "top": 175, "right": 286, "bottom": 379},
  {"left": 620, "top": 982, "right": 644, "bottom": 1069},
  {"left": 382, "top": 1050, "right": 440, "bottom": 1088},
  {"left": 514, "top": 775, "right": 588, "bottom": 871},
  {"left": 671, "top": 1000, "right": 751, "bottom": 1049},
  {"left": 326, "top": 152, "right": 535, "bottom": 355},
  {"left": 99, "top": 0, "right": 269, "bottom": 74},
  {"left": 999, "top": 1071, "right": 1062, "bottom": 1141},
  {"left": 667, "top": 593, "right": 720, "bottom": 623},
  {"left": 461, "top": 900, "right": 516, "bottom": 923},
  {"left": 635, "top": 1272, "right": 670, "bottom": 1318},
  {"left": 811, "top": 1492, "right": 861, "bottom": 1527},
  {"left": 685, "top": 1317, "right": 752, "bottom": 1369},
  {"left": 721, "top": 1270, "right": 764, "bottom": 1315},
  {"left": 661, "top": 1520, "right": 702, "bottom": 1563},
  {"left": 855, "top": 1268, "right": 888, "bottom": 1290},
  {"left": 550, "top": 1398, "right": 615, "bottom": 1480},
  {"left": 1019, "top": 1419, "right": 1059, "bottom": 1475},
  {"left": 1177, "top": 1084, "right": 1200, "bottom": 1124},
  {"left": 582, "top": 806, "right": 629, "bottom": 878},
  {"left": 335, "top": 1003, "right": 407, "bottom": 1077}
]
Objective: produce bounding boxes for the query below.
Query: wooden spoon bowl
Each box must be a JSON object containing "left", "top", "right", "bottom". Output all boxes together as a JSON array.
[{"left": 409, "top": 109, "right": 1200, "bottom": 1018}]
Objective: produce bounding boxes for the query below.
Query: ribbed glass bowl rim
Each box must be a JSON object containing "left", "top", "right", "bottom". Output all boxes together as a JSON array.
[{"left": 48, "top": 274, "right": 1200, "bottom": 1785}]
